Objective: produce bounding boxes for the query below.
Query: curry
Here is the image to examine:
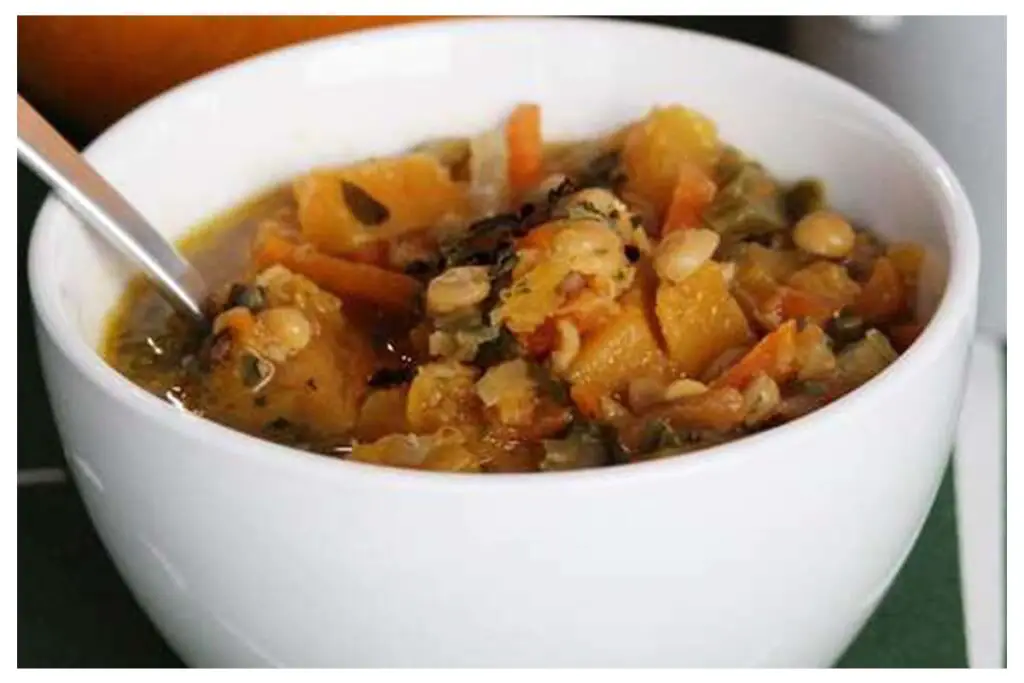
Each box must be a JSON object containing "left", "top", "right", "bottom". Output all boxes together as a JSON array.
[{"left": 105, "top": 104, "right": 927, "bottom": 472}]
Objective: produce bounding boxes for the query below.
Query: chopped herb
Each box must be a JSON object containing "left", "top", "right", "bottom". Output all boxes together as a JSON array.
[
  {"left": 474, "top": 327, "right": 521, "bottom": 367},
  {"left": 341, "top": 180, "right": 390, "bottom": 226},
  {"left": 239, "top": 352, "right": 272, "bottom": 388},
  {"left": 226, "top": 283, "right": 267, "bottom": 313},
  {"left": 403, "top": 259, "right": 433, "bottom": 277},
  {"left": 638, "top": 419, "right": 689, "bottom": 454},
  {"left": 800, "top": 380, "right": 829, "bottom": 396},
  {"left": 783, "top": 178, "right": 826, "bottom": 223},
  {"left": 576, "top": 150, "right": 621, "bottom": 189},
  {"left": 528, "top": 363, "right": 570, "bottom": 404},
  {"left": 827, "top": 309, "right": 866, "bottom": 347}
]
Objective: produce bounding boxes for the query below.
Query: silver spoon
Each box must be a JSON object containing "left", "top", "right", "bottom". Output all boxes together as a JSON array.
[{"left": 17, "top": 95, "right": 209, "bottom": 324}]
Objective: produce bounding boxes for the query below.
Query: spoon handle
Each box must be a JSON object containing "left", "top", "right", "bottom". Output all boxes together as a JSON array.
[{"left": 17, "top": 95, "right": 208, "bottom": 323}]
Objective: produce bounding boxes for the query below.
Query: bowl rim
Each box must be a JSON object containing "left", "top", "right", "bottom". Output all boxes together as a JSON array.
[{"left": 27, "top": 16, "right": 980, "bottom": 489}]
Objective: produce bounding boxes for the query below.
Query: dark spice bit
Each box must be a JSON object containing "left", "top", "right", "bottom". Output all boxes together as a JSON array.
[
  {"left": 306, "top": 378, "right": 318, "bottom": 391},
  {"left": 630, "top": 214, "right": 644, "bottom": 229},
  {"left": 265, "top": 416, "right": 292, "bottom": 431},
  {"left": 341, "top": 180, "right": 390, "bottom": 226},
  {"left": 226, "top": 283, "right": 267, "bottom": 313},
  {"left": 624, "top": 245, "right": 641, "bottom": 263},
  {"left": 474, "top": 327, "right": 521, "bottom": 367},
  {"left": 368, "top": 366, "right": 414, "bottom": 388},
  {"left": 208, "top": 329, "right": 233, "bottom": 365},
  {"left": 254, "top": 395, "right": 268, "bottom": 407},
  {"left": 548, "top": 177, "right": 579, "bottom": 205},
  {"left": 403, "top": 259, "right": 433, "bottom": 277},
  {"left": 827, "top": 309, "right": 866, "bottom": 347}
]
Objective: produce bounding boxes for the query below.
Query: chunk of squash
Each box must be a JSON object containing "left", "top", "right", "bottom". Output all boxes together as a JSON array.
[
  {"left": 655, "top": 263, "right": 752, "bottom": 377},
  {"left": 405, "top": 362, "right": 482, "bottom": 435},
  {"left": 853, "top": 256, "right": 905, "bottom": 323},
  {"left": 294, "top": 153, "right": 469, "bottom": 255},
  {"left": 787, "top": 261, "right": 861, "bottom": 310},
  {"left": 622, "top": 105, "right": 721, "bottom": 215},
  {"left": 568, "top": 304, "right": 670, "bottom": 394},
  {"left": 793, "top": 322, "right": 836, "bottom": 381},
  {"left": 493, "top": 258, "right": 573, "bottom": 335},
  {"left": 355, "top": 387, "right": 409, "bottom": 442}
]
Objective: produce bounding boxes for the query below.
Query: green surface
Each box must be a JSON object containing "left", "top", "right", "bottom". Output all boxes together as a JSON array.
[{"left": 16, "top": 157, "right": 967, "bottom": 667}]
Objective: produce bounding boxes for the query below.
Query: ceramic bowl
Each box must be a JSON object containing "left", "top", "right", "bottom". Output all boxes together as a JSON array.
[{"left": 28, "top": 18, "right": 979, "bottom": 666}]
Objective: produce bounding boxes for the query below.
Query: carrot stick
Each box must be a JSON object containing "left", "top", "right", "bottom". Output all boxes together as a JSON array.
[
  {"left": 254, "top": 233, "right": 421, "bottom": 312},
  {"left": 661, "top": 163, "right": 717, "bottom": 235},
  {"left": 713, "top": 319, "right": 798, "bottom": 390},
  {"left": 506, "top": 103, "right": 543, "bottom": 199}
]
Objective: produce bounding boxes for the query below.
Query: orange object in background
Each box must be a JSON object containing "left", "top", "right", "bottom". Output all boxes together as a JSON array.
[{"left": 17, "top": 16, "right": 440, "bottom": 143}]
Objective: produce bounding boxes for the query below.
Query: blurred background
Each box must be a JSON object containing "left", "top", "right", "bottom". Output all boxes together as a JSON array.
[{"left": 18, "top": 16, "right": 1005, "bottom": 668}]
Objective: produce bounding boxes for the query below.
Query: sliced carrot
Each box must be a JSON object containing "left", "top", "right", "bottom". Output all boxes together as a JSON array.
[
  {"left": 888, "top": 321, "right": 926, "bottom": 352},
  {"left": 254, "top": 232, "right": 422, "bottom": 312},
  {"left": 775, "top": 286, "right": 835, "bottom": 325},
  {"left": 506, "top": 103, "right": 544, "bottom": 199},
  {"left": 853, "top": 256, "right": 905, "bottom": 322},
  {"left": 345, "top": 240, "right": 388, "bottom": 266},
  {"left": 713, "top": 319, "right": 798, "bottom": 390},
  {"left": 661, "top": 163, "right": 717, "bottom": 235}
]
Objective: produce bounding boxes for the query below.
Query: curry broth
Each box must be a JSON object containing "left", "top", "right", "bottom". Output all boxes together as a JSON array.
[{"left": 103, "top": 104, "right": 927, "bottom": 472}]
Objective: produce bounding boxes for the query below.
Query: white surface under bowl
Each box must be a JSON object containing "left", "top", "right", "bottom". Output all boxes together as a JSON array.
[{"left": 27, "top": 18, "right": 979, "bottom": 667}]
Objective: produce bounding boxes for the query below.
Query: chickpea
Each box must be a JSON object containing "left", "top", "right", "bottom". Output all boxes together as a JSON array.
[
  {"left": 664, "top": 378, "right": 709, "bottom": 401},
  {"left": 653, "top": 228, "right": 721, "bottom": 284},
  {"left": 742, "top": 373, "right": 781, "bottom": 426},
  {"left": 551, "top": 220, "right": 627, "bottom": 277},
  {"left": 426, "top": 266, "right": 491, "bottom": 316},
  {"left": 551, "top": 319, "right": 581, "bottom": 373},
  {"left": 561, "top": 187, "right": 629, "bottom": 219},
  {"left": 792, "top": 210, "right": 856, "bottom": 259},
  {"left": 257, "top": 306, "right": 312, "bottom": 360},
  {"left": 561, "top": 187, "right": 636, "bottom": 241}
]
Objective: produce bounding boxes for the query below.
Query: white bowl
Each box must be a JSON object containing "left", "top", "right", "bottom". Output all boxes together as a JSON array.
[{"left": 28, "top": 18, "right": 979, "bottom": 667}]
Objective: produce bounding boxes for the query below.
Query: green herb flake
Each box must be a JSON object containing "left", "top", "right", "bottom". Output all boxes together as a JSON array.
[
  {"left": 341, "top": 180, "right": 390, "bottom": 226},
  {"left": 239, "top": 353, "right": 272, "bottom": 388}
]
